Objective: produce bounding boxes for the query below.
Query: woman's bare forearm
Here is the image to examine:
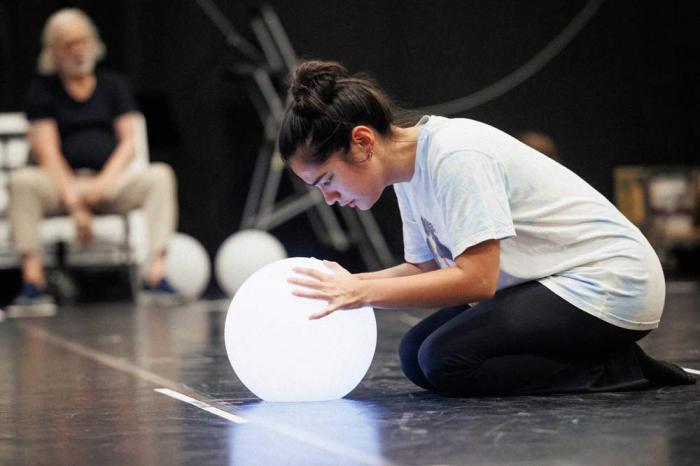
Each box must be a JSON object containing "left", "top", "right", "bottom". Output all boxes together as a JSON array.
[
  {"left": 358, "top": 240, "right": 500, "bottom": 309},
  {"left": 354, "top": 260, "right": 437, "bottom": 281},
  {"left": 361, "top": 266, "right": 490, "bottom": 309}
]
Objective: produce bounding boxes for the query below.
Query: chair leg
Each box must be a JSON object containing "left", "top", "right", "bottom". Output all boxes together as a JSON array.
[
  {"left": 122, "top": 214, "right": 138, "bottom": 303},
  {"left": 127, "top": 263, "right": 139, "bottom": 303},
  {"left": 49, "top": 240, "right": 78, "bottom": 304}
]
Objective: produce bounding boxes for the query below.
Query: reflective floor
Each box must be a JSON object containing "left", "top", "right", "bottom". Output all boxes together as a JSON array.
[{"left": 1, "top": 283, "right": 699, "bottom": 465}]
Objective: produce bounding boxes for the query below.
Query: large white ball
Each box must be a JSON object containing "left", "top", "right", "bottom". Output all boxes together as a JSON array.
[
  {"left": 215, "top": 229, "right": 287, "bottom": 296},
  {"left": 166, "top": 233, "right": 211, "bottom": 298},
  {"left": 225, "top": 257, "right": 377, "bottom": 402}
]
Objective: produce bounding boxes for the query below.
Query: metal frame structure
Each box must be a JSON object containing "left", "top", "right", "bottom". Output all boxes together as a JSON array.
[{"left": 195, "top": 1, "right": 395, "bottom": 270}]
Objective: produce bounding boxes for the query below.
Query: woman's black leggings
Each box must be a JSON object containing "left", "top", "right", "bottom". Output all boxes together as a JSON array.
[{"left": 399, "top": 281, "right": 652, "bottom": 396}]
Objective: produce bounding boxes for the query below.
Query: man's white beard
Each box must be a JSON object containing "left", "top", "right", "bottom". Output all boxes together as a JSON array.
[{"left": 61, "top": 56, "right": 96, "bottom": 78}]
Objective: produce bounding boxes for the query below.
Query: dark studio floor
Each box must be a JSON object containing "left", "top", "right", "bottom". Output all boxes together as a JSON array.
[{"left": 1, "top": 281, "right": 699, "bottom": 466}]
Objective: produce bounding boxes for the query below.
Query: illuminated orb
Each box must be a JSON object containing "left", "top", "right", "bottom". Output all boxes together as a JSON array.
[
  {"left": 215, "top": 229, "right": 287, "bottom": 296},
  {"left": 224, "top": 257, "right": 377, "bottom": 402}
]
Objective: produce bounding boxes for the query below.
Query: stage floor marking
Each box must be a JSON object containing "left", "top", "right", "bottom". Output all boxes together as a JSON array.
[
  {"left": 154, "top": 388, "right": 248, "bottom": 424},
  {"left": 19, "top": 322, "right": 390, "bottom": 466}
]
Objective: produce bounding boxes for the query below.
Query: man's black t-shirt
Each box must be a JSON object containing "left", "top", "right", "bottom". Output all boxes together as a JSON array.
[{"left": 25, "top": 69, "right": 137, "bottom": 171}]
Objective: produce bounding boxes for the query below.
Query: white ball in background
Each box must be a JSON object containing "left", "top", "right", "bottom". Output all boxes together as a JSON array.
[
  {"left": 215, "top": 229, "right": 287, "bottom": 296},
  {"left": 225, "top": 257, "right": 377, "bottom": 402},
  {"left": 166, "top": 232, "right": 211, "bottom": 299},
  {"left": 0, "top": 172, "right": 7, "bottom": 216}
]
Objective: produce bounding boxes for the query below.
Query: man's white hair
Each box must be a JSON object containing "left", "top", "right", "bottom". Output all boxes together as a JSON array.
[{"left": 37, "top": 8, "right": 106, "bottom": 75}]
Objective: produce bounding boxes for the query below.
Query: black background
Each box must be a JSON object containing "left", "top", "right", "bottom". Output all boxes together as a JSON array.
[{"left": 2, "top": 0, "right": 698, "bottom": 292}]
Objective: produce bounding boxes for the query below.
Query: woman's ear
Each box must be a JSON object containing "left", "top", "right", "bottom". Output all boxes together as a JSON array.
[{"left": 350, "top": 126, "right": 375, "bottom": 161}]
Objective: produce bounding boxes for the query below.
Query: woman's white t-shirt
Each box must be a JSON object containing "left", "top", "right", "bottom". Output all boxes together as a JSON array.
[{"left": 394, "top": 116, "right": 664, "bottom": 330}]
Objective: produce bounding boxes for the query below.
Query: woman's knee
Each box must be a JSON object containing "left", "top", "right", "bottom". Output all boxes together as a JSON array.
[
  {"left": 398, "top": 330, "right": 433, "bottom": 390},
  {"left": 398, "top": 305, "right": 468, "bottom": 367},
  {"left": 398, "top": 325, "right": 422, "bottom": 362},
  {"left": 416, "top": 341, "right": 448, "bottom": 390},
  {"left": 398, "top": 330, "right": 420, "bottom": 367},
  {"left": 417, "top": 337, "right": 482, "bottom": 394}
]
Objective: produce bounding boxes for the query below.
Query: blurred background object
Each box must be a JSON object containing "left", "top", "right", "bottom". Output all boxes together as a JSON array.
[
  {"left": 615, "top": 166, "right": 700, "bottom": 278},
  {"left": 1, "top": 0, "right": 698, "bottom": 295},
  {"left": 165, "top": 232, "right": 211, "bottom": 299},
  {"left": 517, "top": 131, "right": 560, "bottom": 161},
  {"left": 214, "top": 229, "right": 287, "bottom": 296}
]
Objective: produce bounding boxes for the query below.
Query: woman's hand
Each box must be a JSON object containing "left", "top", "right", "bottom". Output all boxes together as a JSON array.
[{"left": 288, "top": 260, "right": 367, "bottom": 320}]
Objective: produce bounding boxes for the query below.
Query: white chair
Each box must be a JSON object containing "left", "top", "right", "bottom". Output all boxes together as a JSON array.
[{"left": 0, "top": 112, "right": 148, "bottom": 274}]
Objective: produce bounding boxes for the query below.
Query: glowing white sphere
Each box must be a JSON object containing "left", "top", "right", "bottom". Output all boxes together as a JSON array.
[
  {"left": 166, "top": 233, "right": 211, "bottom": 298},
  {"left": 215, "top": 229, "right": 287, "bottom": 296},
  {"left": 225, "top": 257, "right": 377, "bottom": 402}
]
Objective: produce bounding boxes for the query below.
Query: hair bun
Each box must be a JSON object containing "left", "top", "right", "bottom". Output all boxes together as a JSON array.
[{"left": 289, "top": 61, "right": 349, "bottom": 118}]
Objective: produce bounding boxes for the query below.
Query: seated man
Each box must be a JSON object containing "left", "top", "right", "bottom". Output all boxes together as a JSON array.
[{"left": 8, "top": 8, "right": 179, "bottom": 312}]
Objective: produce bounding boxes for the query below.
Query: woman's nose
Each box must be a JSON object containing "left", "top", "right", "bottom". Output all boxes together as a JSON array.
[{"left": 320, "top": 188, "right": 339, "bottom": 205}]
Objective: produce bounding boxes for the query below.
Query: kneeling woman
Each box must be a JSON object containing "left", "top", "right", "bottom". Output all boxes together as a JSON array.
[{"left": 281, "top": 60, "right": 694, "bottom": 396}]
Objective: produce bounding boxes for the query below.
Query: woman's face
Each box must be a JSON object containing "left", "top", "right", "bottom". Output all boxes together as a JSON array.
[{"left": 289, "top": 147, "right": 385, "bottom": 211}]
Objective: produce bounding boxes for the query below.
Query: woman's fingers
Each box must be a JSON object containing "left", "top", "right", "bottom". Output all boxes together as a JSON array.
[
  {"left": 287, "top": 277, "right": 323, "bottom": 289},
  {"left": 290, "top": 287, "right": 337, "bottom": 319},
  {"left": 291, "top": 289, "right": 327, "bottom": 300},
  {"left": 292, "top": 266, "right": 329, "bottom": 281},
  {"left": 322, "top": 260, "right": 340, "bottom": 269},
  {"left": 309, "top": 305, "right": 337, "bottom": 320},
  {"left": 323, "top": 260, "right": 348, "bottom": 275},
  {"left": 288, "top": 264, "right": 351, "bottom": 319}
]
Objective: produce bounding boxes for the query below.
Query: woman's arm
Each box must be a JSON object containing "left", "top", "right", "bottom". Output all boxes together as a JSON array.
[
  {"left": 290, "top": 239, "right": 500, "bottom": 319},
  {"left": 354, "top": 260, "right": 438, "bottom": 281},
  {"left": 364, "top": 240, "right": 498, "bottom": 309}
]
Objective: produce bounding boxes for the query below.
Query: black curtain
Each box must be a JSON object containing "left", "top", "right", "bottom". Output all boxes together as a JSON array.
[{"left": 2, "top": 0, "right": 699, "bottom": 277}]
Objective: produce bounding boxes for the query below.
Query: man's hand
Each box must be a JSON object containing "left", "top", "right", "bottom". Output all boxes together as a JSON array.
[{"left": 69, "top": 203, "right": 94, "bottom": 244}]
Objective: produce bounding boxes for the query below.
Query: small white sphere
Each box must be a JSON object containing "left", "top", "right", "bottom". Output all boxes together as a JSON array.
[
  {"left": 215, "top": 229, "right": 287, "bottom": 296},
  {"left": 166, "top": 233, "right": 211, "bottom": 298},
  {"left": 225, "top": 257, "right": 377, "bottom": 402}
]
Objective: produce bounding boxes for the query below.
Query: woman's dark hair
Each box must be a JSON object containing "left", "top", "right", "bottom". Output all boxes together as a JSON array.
[{"left": 278, "top": 60, "right": 397, "bottom": 165}]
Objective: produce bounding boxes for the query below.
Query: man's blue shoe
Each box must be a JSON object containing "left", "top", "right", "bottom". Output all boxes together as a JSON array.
[
  {"left": 143, "top": 278, "right": 178, "bottom": 294},
  {"left": 140, "top": 278, "right": 185, "bottom": 306},
  {"left": 7, "top": 283, "right": 57, "bottom": 318}
]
